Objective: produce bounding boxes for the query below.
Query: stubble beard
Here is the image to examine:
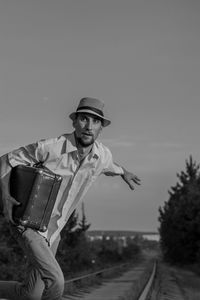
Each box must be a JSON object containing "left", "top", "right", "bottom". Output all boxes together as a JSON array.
[{"left": 75, "top": 135, "right": 95, "bottom": 148}]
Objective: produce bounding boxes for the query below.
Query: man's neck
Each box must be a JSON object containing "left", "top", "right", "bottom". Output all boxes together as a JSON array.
[{"left": 77, "top": 144, "right": 93, "bottom": 161}]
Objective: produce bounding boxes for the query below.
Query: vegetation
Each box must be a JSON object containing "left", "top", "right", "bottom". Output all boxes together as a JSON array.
[
  {"left": 56, "top": 203, "right": 142, "bottom": 278},
  {"left": 172, "top": 265, "right": 200, "bottom": 300},
  {"left": 0, "top": 218, "right": 26, "bottom": 280},
  {"left": 159, "top": 156, "right": 200, "bottom": 265}
]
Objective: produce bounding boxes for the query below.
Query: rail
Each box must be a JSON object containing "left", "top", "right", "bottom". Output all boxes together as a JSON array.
[
  {"left": 64, "top": 262, "right": 129, "bottom": 293},
  {"left": 65, "top": 263, "right": 128, "bottom": 283},
  {"left": 138, "top": 260, "right": 157, "bottom": 300}
]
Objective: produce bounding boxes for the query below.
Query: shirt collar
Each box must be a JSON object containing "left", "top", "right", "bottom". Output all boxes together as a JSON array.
[
  {"left": 65, "top": 132, "right": 78, "bottom": 153},
  {"left": 64, "top": 132, "right": 100, "bottom": 159}
]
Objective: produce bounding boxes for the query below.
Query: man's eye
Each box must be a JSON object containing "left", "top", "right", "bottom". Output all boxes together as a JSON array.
[
  {"left": 94, "top": 119, "right": 100, "bottom": 124},
  {"left": 80, "top": 116, "right": 87, "bottom": 121}
]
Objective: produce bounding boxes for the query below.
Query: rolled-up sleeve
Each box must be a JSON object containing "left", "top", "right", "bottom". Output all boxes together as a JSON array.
[
  {"left": 0, "top": 154, "right": 11, "bottom": 178},
  {"left": 101, "top": 146, "right": 124, "bottom": 176},
  {"left": 7, "top": 141, "right": 46, "bottom": 168}
]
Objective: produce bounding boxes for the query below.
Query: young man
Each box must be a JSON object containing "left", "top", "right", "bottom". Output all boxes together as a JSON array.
[{"left": 0, "top": 97, "right": 140, "bottom": 300}]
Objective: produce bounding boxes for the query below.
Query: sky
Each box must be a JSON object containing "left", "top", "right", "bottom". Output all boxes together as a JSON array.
[{"left": 0, "top": 0, "right": 200, "bottom": 232}]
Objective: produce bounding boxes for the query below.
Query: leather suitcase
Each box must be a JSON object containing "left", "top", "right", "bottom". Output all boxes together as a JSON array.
[{"left": 10, "top": 164, "right": 62, "bottom": 232}]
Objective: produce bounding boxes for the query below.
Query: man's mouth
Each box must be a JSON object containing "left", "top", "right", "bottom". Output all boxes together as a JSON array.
[{"left": 82, "top": 132, "right": 93, "bottom": 137}]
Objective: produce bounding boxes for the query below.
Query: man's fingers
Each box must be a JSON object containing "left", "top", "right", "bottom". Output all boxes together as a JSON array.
[
  {"left": 121, "top": 171, "right": 141, "bottom": 190},
  {"left": 129, "top": 183, "right": 135, "bottom": 190},
  {"left": 4, "top": 198, "right": 20, "bottom": 224},
  {"left": 13, "top": 199, "right": 21, "bottom": 206},
  {"left": 128, "top": 177, "right": 141, "bottom": 189},
  {"left": 135, "top": 178, "right": 141, "bottom": 185},
  {"left": 124, "top": 178, "right": 135, "bottom": 190},
  {"left": 132, "top": 176, "right": 141, "bottom": 185}
]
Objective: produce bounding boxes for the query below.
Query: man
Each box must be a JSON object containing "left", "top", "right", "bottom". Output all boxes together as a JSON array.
[{"left": 0, "top": 97, "right": 140, "bottom": 300}]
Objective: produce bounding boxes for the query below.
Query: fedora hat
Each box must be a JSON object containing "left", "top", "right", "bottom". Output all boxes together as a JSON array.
[{"left": 69, "top": 97, "right": 111, "bottom": 127}]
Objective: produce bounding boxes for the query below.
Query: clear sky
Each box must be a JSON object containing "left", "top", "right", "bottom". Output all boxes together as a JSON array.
[{"left": 1, "top": 0, "right": 200, "bottom": 232}]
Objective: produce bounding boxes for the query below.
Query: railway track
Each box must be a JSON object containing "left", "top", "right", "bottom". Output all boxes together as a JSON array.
[
  {"left": 0, "top": 259, "right": 188, "bottom": 300},
  {"left": 62, "top": 258, "right": 156, "bottom": 300}
]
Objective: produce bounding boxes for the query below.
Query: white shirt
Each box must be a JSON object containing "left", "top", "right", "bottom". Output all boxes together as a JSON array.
[{"left": 6, "top": 132, "right": 124, "bottom": 245}]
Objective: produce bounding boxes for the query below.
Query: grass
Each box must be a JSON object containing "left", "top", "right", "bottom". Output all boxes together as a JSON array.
[{"left": 170, "top": 265, "right": 200, "bottom": 300}]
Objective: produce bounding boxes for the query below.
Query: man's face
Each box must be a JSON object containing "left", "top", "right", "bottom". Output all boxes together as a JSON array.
[{"left": 73, "top": 113, "right": 103, "bottom": 147}]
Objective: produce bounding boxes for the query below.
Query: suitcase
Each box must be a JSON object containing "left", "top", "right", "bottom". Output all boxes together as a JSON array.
[{"left": 10, "top": 164, "right": 62, "bottom": 232}]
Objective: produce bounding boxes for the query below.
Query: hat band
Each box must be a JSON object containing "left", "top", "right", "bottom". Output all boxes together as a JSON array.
[{"left": 76, "top": 106, "right": 104, "bottom": 117}]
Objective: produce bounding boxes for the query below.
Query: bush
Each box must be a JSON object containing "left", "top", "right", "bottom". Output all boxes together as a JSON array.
[{"left": 0, "top": 219, "right": 26, "bottom": 280}]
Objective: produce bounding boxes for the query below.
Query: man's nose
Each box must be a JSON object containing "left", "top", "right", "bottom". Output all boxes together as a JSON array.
[{"left": 86, "top": 119, "right": 93, "bottom": 130}]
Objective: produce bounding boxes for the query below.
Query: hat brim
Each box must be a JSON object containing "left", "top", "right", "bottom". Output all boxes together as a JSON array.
[{"left": 69, "top": 110, "right": 111, "bottom": 127}]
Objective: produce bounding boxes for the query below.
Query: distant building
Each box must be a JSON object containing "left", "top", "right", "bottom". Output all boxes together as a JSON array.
[
  {"left": 142, "top": 234, "right": 160, "bottom": 241},
  {"left": 87, "top": 230, "right": 160, "bottom": 245}
]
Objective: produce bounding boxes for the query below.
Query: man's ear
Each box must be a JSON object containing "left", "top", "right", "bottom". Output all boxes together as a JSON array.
[
  {"left": 72, "top": 119, "right": 77, "bottom": 128},
  {"left": 99, "top": 125, "right": 103, "bottom": 133}
]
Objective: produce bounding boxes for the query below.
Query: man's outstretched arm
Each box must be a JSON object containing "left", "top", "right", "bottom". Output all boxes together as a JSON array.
[
  {"left": 101, "top": 146, "right": 141, "bottom": 190},
  {"left": 121, "top": 167, "right": 141, "bottom": 190}
]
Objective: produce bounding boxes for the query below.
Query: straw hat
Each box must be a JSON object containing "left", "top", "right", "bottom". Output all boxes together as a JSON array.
[{"left": 69, "top": 97, "right": 111, "bottom": 127}]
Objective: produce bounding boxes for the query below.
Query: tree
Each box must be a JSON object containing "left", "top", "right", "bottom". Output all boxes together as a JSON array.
[
  {"left": 56, "top": 203, "right": 92, "bottom": 276},
  {"left": 159, "top": 156, "right": 200, "bottom": 264},
  {"left": 78, "top": 202, "right": 91, "bottom": 233}
]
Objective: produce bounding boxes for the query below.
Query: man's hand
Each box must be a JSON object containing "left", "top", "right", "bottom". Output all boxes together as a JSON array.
[
  {"left": 121, "top": 168, "right": 141, "bottom": 190},
  {"left": 0, "top": 168, "right": 20, "bottom": 224},
  {"left": 2, "top": 194, "right": 20, "bottom": 224}
]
